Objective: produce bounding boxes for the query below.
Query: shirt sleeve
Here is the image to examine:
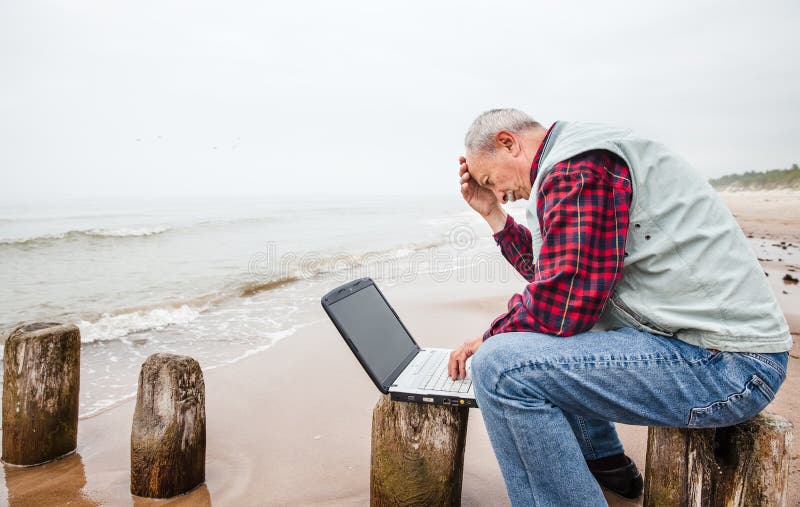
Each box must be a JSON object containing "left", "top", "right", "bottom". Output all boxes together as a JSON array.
[
  {"left": 492, "top": 214, "right": 535, "bottom": 282},
  {"left": 483, "top": 151, "right": 632, "bottom": 340}
]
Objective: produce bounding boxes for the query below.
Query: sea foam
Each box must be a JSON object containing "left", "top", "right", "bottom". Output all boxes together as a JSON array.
[
  {"left": 77, "top": 304, "right": 202, "bottom": 344},
  {"left": 83, "top": 225, "right": 171, "bottom": 238},
  {"left": 0, "top": 225, "right": 171, "bottom": 245}
]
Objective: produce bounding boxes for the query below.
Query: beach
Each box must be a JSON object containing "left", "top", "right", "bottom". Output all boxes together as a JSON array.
[{"left": 0, "top": 190, "right": 798, "bottom": 506}]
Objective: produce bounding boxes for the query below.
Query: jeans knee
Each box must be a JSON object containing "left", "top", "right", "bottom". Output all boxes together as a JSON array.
[
  {"left": 471, "top": 342, "right": 492, "bottom": 395},
  {"left": 473, "top": 333, "right": 560, "bottom": 404},
  {"left": 472, "top": 334, "right": 516, "bottom": 395}
]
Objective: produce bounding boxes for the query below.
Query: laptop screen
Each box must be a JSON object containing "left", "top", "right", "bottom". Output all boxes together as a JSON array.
[{"left": 328, "top": 284, "right": 418, "bottom": 386}]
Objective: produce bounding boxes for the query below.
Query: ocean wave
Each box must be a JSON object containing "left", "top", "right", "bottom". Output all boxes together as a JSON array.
[
  {"left": 78, "top": 239, "right": 441, "bottom": 337},
  {"left": 244, "top": 240, "right": 446, "bottom": 289},
  {"left": 320, "top": 240, "right": 448, "bottom": 267},
  {"left": 239, "top": 276, "right": 302, "bottom": 297},
  {"left": 203, "top": 327, "right": 299, "bottom": 373},
  {"left": 0, "top": 225, "right": 171, "bottom": 245},
  {"left": 77, "top": 304, "right": 203, "bottom": 344},
  {"left": 1, "top": 239, "right": 447, "bottom": 344},
  {"left": 77, "top": 325, "right": 302, "bottom": 419},
  {"left": 84, "top": 226, "right": 171, "bottom": 238}
]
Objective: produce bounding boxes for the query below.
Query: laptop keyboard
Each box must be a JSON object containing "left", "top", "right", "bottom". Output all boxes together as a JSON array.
[{"left": 417, "top": 352, "right": 472, "bottom": 393}]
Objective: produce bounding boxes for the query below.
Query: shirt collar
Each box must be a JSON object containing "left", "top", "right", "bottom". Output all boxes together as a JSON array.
[{"left": 530, "top": 122, "right": 557, "bottom": 183}]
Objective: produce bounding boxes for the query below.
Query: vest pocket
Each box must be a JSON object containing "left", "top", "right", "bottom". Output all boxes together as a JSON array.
[{"left": 687, "top": 375, "right": 774, "bottom": 428}]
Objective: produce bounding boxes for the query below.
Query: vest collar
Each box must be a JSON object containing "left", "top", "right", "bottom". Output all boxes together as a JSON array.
[{"left": 530, "top": 122, "right": 562, "bottom": 186}]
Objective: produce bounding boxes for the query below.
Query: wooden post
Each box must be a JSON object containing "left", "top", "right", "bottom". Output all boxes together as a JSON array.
[
  {"left": 130, "top": 353, "right": 206, "bottom": 498},
  {"left": 2, "top": 323, "right": 80, "bottom": 466},
  {"left": 644, "top": 412, "right": 792, "bottom": 506},
  {"left": 370, "top": 395, "right": 469, "bottom": 506}
]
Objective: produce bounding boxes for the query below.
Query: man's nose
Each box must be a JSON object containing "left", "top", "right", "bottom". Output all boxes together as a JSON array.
[{"left": 494, "top": 190, "right": 507, "bottom": 203}]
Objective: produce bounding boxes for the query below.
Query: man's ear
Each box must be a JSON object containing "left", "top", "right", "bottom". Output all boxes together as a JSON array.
[{"left": 496, "top": 131, "right": 517, "bottom": 154}]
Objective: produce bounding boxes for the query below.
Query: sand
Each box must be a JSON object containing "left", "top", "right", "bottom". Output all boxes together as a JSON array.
[{"left": 1, "top": 191, "right": 798, "bottom": 506}]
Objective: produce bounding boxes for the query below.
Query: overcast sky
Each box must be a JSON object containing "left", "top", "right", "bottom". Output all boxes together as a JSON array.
[{"left": 1, "top": 1, "right": 798, "bottom": 199}]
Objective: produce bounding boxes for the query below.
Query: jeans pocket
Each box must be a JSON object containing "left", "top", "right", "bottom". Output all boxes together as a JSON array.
[
  {"left": 741, "top": 352, "right": 788, "bottom": 379},
  {"left": 687, "top": 375, "right": 774, "bottom": 428},
  {"left": 687, "top": 347, "right": 724, "bottom": 365},
  {"left": 607, "top": 297, "right": 674, "bottom": 337}
]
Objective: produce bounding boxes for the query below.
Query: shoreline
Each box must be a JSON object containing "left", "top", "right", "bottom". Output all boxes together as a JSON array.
[{"left": 0, "top": 191, "right": 798, "bottom": 506}]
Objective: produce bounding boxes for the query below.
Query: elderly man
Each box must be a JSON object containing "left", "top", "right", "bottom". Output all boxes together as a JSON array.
[{"left": 447, "top": 109, "right": 791, "bottom": 506}]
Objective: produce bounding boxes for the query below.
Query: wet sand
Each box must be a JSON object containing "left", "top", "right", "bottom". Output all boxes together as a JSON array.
[{"left": 1, "top": 191, "right": 798, "bottom": 506}]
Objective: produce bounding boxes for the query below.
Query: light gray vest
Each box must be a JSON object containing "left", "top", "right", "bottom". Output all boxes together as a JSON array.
[{"left": 527, "top": 122, "right": 791, "bottom": 353}]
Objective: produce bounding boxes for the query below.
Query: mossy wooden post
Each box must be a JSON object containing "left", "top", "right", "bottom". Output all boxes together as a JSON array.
[
  {"left": 2, "top": 323, "right": 80, "bottom": 466},
  {"left": 130, "top": 353, "right": 206, "bottom": 498},
  {"left": 370, "top": 395, "right": 469, "bottom": 506},
  {"left": 643, "top": 412, "right": 792, "bottom": 506}
]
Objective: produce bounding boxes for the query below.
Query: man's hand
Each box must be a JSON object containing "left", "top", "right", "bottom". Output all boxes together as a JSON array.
[
  {"left": 448, "top": 335, "right": 484, "bottom": 380},
  {"left": 459, "top": 156, "right": 498, "bottom": 217},
  {"left": 459, "top": 156, "right": 507, "bottom": 233}
]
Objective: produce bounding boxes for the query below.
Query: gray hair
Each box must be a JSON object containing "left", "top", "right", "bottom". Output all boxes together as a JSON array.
[{"left": 464, "top": 108, "right": 541, "bottom": 153}]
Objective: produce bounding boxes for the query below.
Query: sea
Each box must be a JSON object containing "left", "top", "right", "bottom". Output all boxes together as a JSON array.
[{"left": 0, "top": 194, "right": 518, "bottom": 418}]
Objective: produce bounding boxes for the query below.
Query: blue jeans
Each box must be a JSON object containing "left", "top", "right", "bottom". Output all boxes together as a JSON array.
[{"left": 471, "top": 328, "right": 789, "bottom": 507}]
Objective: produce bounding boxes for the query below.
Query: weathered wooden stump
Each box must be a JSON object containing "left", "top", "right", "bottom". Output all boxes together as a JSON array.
[
  {"left": 643, "top": 412, "right": 792, "bottom": 506},
  {"left": 2, "top": 322, "right": 80, "bottom": 466},
  {"left": 130, "top": 353, "right": 206, "bottom": 498},
  {"left": 371, "top": 395, "right": 469, "bottom": 506}
]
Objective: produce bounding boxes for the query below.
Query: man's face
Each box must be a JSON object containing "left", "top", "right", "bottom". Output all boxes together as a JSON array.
[{"left": 466, "top": 148, "right": 527, "bottom": 204}]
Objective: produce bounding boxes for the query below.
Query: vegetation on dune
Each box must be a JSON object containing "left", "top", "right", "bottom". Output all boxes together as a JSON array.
[{"left": 710, "top": 164, "right": 800, "bottom": 191}]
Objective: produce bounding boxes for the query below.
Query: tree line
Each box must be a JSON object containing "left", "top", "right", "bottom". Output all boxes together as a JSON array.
[{"left": 709, "top": 164, "right": 800, "bottom": 190}]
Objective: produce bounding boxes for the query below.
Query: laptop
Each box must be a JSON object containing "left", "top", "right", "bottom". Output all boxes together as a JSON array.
[{"left": 321, "top": 277, "right": 477, "bottom": 408}]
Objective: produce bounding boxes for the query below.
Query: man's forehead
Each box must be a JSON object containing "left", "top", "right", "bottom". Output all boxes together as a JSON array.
[{"left": 466, "top": 151, "right": 489, "bottom": 171}]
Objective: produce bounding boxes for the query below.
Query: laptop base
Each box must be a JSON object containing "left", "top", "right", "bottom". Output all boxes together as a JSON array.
[{"left": 390, "top": 391, "right": 478, "bottom": 408}]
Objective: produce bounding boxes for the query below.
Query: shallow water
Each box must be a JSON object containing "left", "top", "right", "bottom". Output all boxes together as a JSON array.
[{"left": 0, "top": 194, "right": 511, "bottom": 417}]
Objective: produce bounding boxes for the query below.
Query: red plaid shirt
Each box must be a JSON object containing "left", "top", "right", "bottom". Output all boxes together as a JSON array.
[{"left": 483, "top": 124, "right": 633, "bottom": 340}]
